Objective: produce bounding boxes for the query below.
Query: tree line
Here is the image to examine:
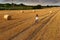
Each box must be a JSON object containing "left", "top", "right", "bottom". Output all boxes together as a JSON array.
[{"left": 0, "top": 3, "right": 59, "bottom": 10}]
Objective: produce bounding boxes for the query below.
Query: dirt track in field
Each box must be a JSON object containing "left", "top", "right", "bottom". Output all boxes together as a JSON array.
[{"left": 0, "top": 7, "right": 60, "bottom": 40}]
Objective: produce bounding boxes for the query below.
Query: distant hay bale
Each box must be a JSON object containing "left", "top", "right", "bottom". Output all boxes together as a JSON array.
[
  {"left": 50, "top": 11, "right": 52, "bottom": 13},
  {"left": 20, "top": 10, "right": 24, "bottom": 13},
  {"left": 4, "top": 15, "right": 11, "bottom": 20},
  {"left": 32, "top": 10, "right": 35, "bottom": 12}
]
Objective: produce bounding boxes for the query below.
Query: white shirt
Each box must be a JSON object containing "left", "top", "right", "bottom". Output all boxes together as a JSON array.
[{"left": 35, "top": 17, "right": 38, "bottom": 20}]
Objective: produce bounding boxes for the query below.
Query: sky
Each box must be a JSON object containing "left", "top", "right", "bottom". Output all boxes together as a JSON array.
[{"left": 0, "top": 0, "right": 60, "bottom": 6}]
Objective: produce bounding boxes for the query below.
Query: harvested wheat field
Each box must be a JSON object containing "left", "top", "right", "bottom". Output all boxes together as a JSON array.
[{"left": 0, "top": 7, "right": 60, "bottom": 40}]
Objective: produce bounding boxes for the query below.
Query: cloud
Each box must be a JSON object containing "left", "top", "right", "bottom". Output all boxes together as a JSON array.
[{"left": 1, "top": 0, "right": 60, "bottom": 5}]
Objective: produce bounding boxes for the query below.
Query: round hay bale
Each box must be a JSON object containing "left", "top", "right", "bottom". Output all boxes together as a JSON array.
[
  {"left": 20, "top": 10, "right": 24, "bottom": 13},
  {"left": 32, "top": 10, "right": 35, "bottom": 12},
  {"left": 4, "top": 15, "right": 11, "bottom": 20},
  {"left": 50, "top": 11, "right": 52, "bottom": 13}
]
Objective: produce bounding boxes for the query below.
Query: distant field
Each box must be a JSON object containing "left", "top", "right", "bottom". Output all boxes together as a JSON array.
[
  {"left": 0, "top": 6, "right": 34, "bottom": 10},
  {"left": 0, "top": 7, "right": 60, "bottom": 40}
]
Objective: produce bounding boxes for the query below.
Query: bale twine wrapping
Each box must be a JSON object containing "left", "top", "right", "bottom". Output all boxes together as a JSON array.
[{"left": 4, "top": 15, "right": 11, "bottom": 20}]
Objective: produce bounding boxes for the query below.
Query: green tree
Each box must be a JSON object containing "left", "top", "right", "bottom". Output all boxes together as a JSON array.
[
  {"left": 19, "top": 3, "right": 26, "bottom": 6},
  {"left": 33, "top": 5, "right": 42, "bottom": 9}
]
